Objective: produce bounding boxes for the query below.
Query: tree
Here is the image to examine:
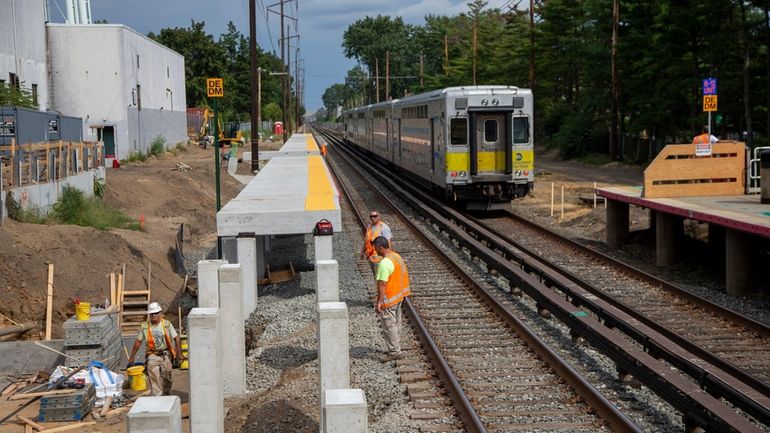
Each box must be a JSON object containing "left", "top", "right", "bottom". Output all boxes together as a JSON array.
[{"left": 262, "top": 102, "right": 282, "bottom": 122}]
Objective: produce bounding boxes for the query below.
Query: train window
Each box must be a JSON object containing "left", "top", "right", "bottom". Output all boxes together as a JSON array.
[
  {"left": 513, "top": 116, "right": 530, "bottom": 144},
  {"left": 484, "top": 119, "right": 498, "bottom": 142},
  {"left": 450, "top": 118, "right": 467, "bottom": 145}
]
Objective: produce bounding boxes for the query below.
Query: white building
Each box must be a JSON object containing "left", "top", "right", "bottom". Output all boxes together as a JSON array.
[
  {"left": 47, "top": 24, "right": 187, "bottom": 159},
  {"left": 0, "top": 0, "right": 48, "bottom": 111}
]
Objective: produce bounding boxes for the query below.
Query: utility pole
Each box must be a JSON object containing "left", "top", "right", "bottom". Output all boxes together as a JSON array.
[
  {"left": 295, "top": 46, "right": 300, "bottom": 130},
  {"left": 472, "top": 16, "right": 477, "bottom": 85},
  {"left": 375, "top": 57, "right": 380, "bottom": 103},
  {"left": 610, "top": 0, "right": 619, "bottom": 160},
  {"left": 420, "top": 51, "right": 424, "bottom": 87},
  {"left": 528, "top": 0, "right": 535, "bottom": 90},
  {"left": 249, "top": 0, "right": 259, "bottom": 172},
  {"left": 444, "top": 35, "right": 449, "bottom": 76},
  {"left": 287, "top": 27, "right": 292, "bottom": 133},
  {"left": 280, "top": 0, "right": 287, "bottom": 142},
  {"left": 385, "top": 50, "right": 390, "bottom": 101}
]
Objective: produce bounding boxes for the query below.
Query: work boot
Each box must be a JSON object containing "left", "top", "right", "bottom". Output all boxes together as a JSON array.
[{"left": 381, "top": 353, "right": 402, "bottom": 363}]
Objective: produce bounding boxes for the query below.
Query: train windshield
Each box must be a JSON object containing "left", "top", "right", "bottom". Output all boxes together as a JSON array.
[
  {"left": 450, "top": 118, "right": 468, "bottom": 145},
  {"left": 513, "top": 116, "right": 530, "bottom": 144}
]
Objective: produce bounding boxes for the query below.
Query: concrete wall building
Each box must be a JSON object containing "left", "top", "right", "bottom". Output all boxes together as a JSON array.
[
  {"left": 0, "top": 0, "right": 49, "bottom": 111},
  {"left": 47, "top": 24, "right": 187, "bottom": 159}
]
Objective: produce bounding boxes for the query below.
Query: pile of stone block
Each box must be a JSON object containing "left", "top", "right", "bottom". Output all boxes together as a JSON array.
[{"left": 62, "top": 314, "right": 122, "bottom": 371}]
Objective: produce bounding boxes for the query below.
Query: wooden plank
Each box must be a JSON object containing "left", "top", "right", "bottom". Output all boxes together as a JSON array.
[
  {"left": 16, "top": 415, "right": 45, "bottom": 431},
  {"left": 109, "top": 273, "right": 116, "bottom": 306},
  {"left": 45, "top": 264, "right": 54, "bottom": 341},
  {"left": 43, "top": 422, "right": 97, "bottom": 432},
  {"left": 100, "top": 396, "right": 113, "bottom": 416},
  {"left": 8, "top": 388, "right": 76, "bottom": 400}
]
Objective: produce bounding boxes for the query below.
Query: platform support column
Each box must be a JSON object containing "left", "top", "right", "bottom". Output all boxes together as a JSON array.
[
  {"left": 188, "top": 308, "right": 224, "bottom": 433},
  {"left": 237, "top": 232, "right": 258, "bottom": 319},
  {"left": 323, "top": 389, "right": 367, "bottom": 433},
  {"left": 318, "top": 302, "right": 350, "bottom": 433},
  {"left": 256, "top": 236, "right": 267, "bottom": 281},
  {"left": 220, "top": 236, "right": 238, "bottom": 263},
  {"left": 656, "top": 212, "right": 683, "bottom": 266},
  {"left": 219, "top": 264, "right": 246, "bottom": 397},
  {"left": 197, "top": 260, "right": 227, "bottom": 308},
  {"left": 726, "top": 229, "right": 753, "bottom": 296},
  {"left": 606, "top": 199, "right": 629, "bottom": 248},
  {"left": 708, "top": 224, "right": 726, "bottom": 265},
  {"left": 316, "top": 260, "right": 339, "bottom": 302},
  {"left": 314, "top": 235, "right": 333, "bottom": 261}
]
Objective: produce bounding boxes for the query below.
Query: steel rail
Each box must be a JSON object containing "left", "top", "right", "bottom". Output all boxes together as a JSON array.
[{"left": 314, "top": 128, "right": 642, "bottom": 433}]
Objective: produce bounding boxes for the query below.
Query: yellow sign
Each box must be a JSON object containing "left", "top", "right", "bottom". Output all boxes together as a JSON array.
[
  {"left": 703, "top": 95, "right": 717, "bottom": 112},
  {"left": 207, "top": 78, "right": 224, "bottom": 98}
]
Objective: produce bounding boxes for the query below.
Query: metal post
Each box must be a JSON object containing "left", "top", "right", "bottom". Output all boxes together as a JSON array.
[
  {"left": 250, "top": 0, "right": 259, "bottom": 173},
  {"left": 214, "top": 98, "right": 221, "bottom": 212}
]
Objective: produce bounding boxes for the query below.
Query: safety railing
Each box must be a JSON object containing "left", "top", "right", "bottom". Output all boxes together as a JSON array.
[{"left": 748, "top": 146, "right": 769, "bottom": 194}]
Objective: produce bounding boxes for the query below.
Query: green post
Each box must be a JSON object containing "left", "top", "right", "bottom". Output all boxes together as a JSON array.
[{"left": 214, "top": 98, "right": 221, "bottom": 211}]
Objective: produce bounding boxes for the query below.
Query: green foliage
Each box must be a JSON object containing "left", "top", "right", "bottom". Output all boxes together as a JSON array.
[
  {"left": 0, "top": 82, "right": 36, "bottom": 109},
  {"left": 262, "top": 102, "right": 282, "bottom": 123},
  {"left": 150, "top": 135, "right": 167, "bottom": 156},
  {"left": 125, "top": 151, "right": 148, "bottom": 163},
  {"left": 5, "top": 191, "right": 21, "bottom": 220},
  {"left": 52, "top": 186, "right": 138, "bottom": 231},
  {"left": 93, "top": 176, "right": 105, "bottom": 199}
]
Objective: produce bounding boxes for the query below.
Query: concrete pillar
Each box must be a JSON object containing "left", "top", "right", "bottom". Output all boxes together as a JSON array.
[
  {"left": 656, "top": 212, "right": 683, "bottom": 266},
  {"left": 316, "top": 260, "right": 339, "bottom": 302},
  {"left": 606, "top": 200, "right": 629, "bottom": 248},
  {"left": 314, "top": 235, "right": 333, "bottom": 261},
  {"left": 237, "top": 233, "right": 258, "bottom": 319},
  {"left": 197, "top": 260, "right": 227, "bottom": 308},
  {"left": 726, "top": 229, "right": 753, "bottom": 296},
  {"left": 256, "top": 235, "right": 267, "bottom": 281},
  {"left": 188, "top": 308, "right": 224, "bottom": 433},
  {"left": 318, "top": 302, "right": 350, "bottom": 431},
  {"left": 219, "top": 264, "right": 246, "bottom": 397},
  {"left": 127, "top": 396, "right": 182, "bottom": 433},
  {"left": 323, "top": 389, "right": 367, "bottom": 433}
]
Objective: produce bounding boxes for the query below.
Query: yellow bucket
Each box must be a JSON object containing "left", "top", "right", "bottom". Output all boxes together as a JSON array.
[
  {"left": 180, "top": 337, "right": 189, "bottom": 370},
  {"left": 75, "top": 302, "right": 91, "bottom": 321},
  {"left": 127, "top": 365, "right": 147, "bottom": 391}
]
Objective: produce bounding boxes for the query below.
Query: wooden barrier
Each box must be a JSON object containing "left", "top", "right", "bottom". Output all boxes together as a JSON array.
[
  {"left": 0, "top": 140, "right": 104, "bottom": 188},
  {"left": 642, "top": 141, "right": 747, "bottom": 198}
]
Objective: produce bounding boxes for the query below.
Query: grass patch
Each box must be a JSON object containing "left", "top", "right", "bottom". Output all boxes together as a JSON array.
[
  {"left": 150, "top": 135, "right": 167, "bottom": 157},
  {"left": 52, "top": 186, "right": 139, "bottom": 230},
  {"left": 125, "top": 150, "right": 148, "bottom": 163}
]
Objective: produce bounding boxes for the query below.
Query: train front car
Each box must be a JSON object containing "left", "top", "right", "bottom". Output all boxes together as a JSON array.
[{"left": 444, "top": 86, "right": 534, "bottom": 210}]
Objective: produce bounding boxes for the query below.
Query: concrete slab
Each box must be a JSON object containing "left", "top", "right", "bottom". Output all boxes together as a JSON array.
[
  {"left": 188, "top": 308, "right": 224, "bottom": 433},
  {"left": 196, "top": 260, "right": 227, "bottom": 308},
  {"left": 127, "top": 395, "right": 182, "bottom": 433},
  {"left": 219, "top": 264, "right": 246, "bottom": 397},
  {"left": 323, "top": 389, "right": 367, "bottom": 433},
  {"left": 318, "top": 302, "right": 350, "bottom": 431},
  {"left": 316, "top": 260, "right": 339, "bottom": 302}
]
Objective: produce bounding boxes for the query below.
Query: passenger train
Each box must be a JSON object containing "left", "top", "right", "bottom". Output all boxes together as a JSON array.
[{"left": 342, "top": 86, "right": 534, "bottom": 210}]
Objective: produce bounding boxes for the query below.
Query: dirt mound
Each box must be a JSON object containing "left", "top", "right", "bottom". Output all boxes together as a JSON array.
[{"left": 0, "top": 144, "right": 244, "bottom": 338}]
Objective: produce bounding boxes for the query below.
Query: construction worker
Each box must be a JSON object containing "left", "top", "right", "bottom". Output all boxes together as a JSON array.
[
  {"left": 127, "top": 302, "right": 184, "bottom": 396},
  {"left": 693, "top": 125, "right": 718, "bottom": 145},
  {"left": 372, "top": 236, "right": 411, "bottom": 362},
  {"left": 359, "top": 210, "right": 392, "bottom": 275}
]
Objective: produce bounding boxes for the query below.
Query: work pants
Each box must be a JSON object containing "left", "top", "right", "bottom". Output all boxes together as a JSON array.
[
  {"left": 146, "top": 353, "right": 173, "bottom": 396},
  {"left": 379, "top": 301, "right": 403, "bottom": 355}
]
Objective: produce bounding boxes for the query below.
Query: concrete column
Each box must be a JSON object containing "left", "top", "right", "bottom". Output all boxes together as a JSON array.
[
  {"left": 323, "top": 389, "right": 367, "bottom": 433},
  {"left": 237, "top": 233, "right": 258, "bottom": 319},
  {"left": 219, "top": 264, "right": 246, "bottom": 397},
  {"left": 127, "top": 396, "right": 182, "bottom": 433},
  {"left": 197, "top": 260, "right": 227, "bottom": 308},
  {"left": 316, "top": 260, "right": 340, "bottom": 302},
  {"left": 606, "top": 200, "right": 629, "bottom": 248},
  {"left": 314, "top": 235, "right": 333, "bottom": 261},
  {"left": 318, "top": 302, "right": 350, "bottom": 431},
  {"left": 188, "top": 308, "right": 224, "bottom": 433},
  {"left": 656, "top": 212, "right": 683, "bottom": 266},
  {"left": 726, "top": 229, "right": 753, "bottom": 296},
  {"left": 256, "top": 236, "right": 267, "bottom": 281}
]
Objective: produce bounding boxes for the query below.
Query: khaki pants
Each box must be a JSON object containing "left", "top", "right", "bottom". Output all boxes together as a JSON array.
[
  {"left": 379, "top": 302, "right": 402, "bottom": 355},
  {"left": 146, "top": 353, "right": 173, "bottom": 396}
]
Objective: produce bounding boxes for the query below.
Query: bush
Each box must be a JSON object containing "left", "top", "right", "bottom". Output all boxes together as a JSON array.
[
  {"left": 125, "top": 151, "right": 147, "bottom": 163},
  {"left": 150, "top": 135, "right": 167, "bottom": 157},
  {"left": 52, "top": 186, "right": 138, "bottom": 230}
]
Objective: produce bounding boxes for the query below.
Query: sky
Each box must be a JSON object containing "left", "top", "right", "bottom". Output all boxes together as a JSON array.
[{"left": 46, "top": 0, "right": 481, "bottom": 112}]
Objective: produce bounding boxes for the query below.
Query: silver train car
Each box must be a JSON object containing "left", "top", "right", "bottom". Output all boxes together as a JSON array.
[{"left": 342, "top": 86, "right": 534, "bottom": 210}]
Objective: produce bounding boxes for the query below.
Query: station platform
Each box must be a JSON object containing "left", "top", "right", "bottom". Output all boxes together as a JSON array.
[
  {"left": 596, "top": 186, "right": 770, "bottom": 295},
  {"left": 216, "top": 133, "right": 341, "bottom": 280}
]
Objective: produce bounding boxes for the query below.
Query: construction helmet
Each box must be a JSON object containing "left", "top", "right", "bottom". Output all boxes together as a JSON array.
[{"left": 147, "top": 302, "right": 162, "bottom": 314}]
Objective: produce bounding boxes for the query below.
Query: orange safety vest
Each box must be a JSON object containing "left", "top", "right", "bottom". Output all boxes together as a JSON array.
[
  {"left": 364, "top": 222, "right": 384, "bottom": 259},
  {"left": 143, "top": 319, "right": 176, "bottom": 358},
  {"left": 693, "top": 133, "right": 710, "bottom": 145},
  {"left": 382, "top": 251, "right": 411, "bottom": 309}
]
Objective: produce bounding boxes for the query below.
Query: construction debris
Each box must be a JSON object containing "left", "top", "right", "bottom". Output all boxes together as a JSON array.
[{"left": 173, "top": 162, "right": 192, "bottom": 171}]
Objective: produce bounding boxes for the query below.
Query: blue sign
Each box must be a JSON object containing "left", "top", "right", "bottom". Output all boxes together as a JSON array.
[{"left": 703, "top": 78, "right": 717, "bottom": 95}]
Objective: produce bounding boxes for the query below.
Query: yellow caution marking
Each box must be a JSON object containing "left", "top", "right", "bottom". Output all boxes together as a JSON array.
[
  {"left": 305, "top": 155, "right": 336, "bottom": 210},
  {"left": 446, "top": 150, "right": 534, "bottom": 172},
  {"left": 306, "top": 134, "right": 319, "bottom": 152}
]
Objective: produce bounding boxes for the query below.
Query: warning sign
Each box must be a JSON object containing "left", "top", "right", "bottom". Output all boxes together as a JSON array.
[
  {"left": 207, "top": 78, "right": 224, "bottom": 98},
  {"left": 703, "top": 95, "right": 717, "bottom": 112}
]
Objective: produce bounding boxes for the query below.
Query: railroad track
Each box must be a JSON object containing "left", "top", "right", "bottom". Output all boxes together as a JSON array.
[
  {"left": 321, "top": 132, "right": 637, "bottom": 432},
  {"left": 314, "top": 126, "right": 769, "bottom": 433}
]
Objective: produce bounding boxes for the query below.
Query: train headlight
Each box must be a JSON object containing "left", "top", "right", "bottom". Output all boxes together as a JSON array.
[
  {"left": 459, "top": 171, "right": 467, "bottom": 177},
  {"left": 481, "top": 99, "right": 489, "bottom": 106},
  {"left": 515, "top": 170, "right": 522, "bottom": 176},
  {"left": 492, "top": 98, "right": 499, "bottom": 106}
]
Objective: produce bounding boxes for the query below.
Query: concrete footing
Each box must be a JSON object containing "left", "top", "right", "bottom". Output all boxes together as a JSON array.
[
  {"left": 316, "top": 260, "right": 340, "bottom": 302},
  {"left": 656, "top": 212, "right": 683, "bottom": 266},
  {"left": 323, "top": 389, "right": 367, "bottom": 433},
  {"left": 726, "top": 229, "right": 753, "bottom": 296},
  {"left": 219, "top": 264, "right": 246, "bottom": 397},
  {"left": 318, "top": 302, "right": 350, "bottom": 432},
  {"left": 127, "top": 396, "right": 182, "bottom": 433},
  {"left": 197, "top": 260, "right": 228, "bottom": 308},
  {"left": 237, "top": 233, "right": 258, "bottom": 320},
  {"left": 314, "top": 235, "right": 333, "bottom": 261},
  {"left": 606, "top": 200, "right": 629, "bottom": 248},
  {"left": 188, "top": 308, "right": 224, "bottom": 433}
]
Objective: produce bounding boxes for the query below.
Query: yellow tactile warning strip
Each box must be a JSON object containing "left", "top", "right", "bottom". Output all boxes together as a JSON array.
[
  {"left": 306, "top": 134, "right": 319, "bottom": 152},
  {"left": 305, "top": 155, "right": 336, "bottom": 210}
]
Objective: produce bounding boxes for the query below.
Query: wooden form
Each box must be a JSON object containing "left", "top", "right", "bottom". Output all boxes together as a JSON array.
[
  {"left": 643, "top": 141, "right": 747, "bottom": 199},
  {"left": 45, "top": 264, "right": 54, "bottom": 341},
  {"left": 0, "top": 139, "right": 104, "bottom": 189}
]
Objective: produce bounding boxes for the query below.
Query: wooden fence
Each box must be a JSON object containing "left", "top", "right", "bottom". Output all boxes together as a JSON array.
[{"left": 0, "top": 140, "right": 105, "bottom": 189}]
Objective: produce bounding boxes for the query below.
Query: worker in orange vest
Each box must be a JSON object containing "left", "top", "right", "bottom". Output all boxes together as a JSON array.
[
  {"left": 127, "top": 302, "right": 184, "bottom": 396},
  {"left": 359, "top": 210, "right": 393, "bottom": 274},
  {"left": 320, "top": 143, "right": 328, "bottom": 157},
  {"left": 372, "top": 236, "right": 411, "bottom": 362},
  {"left": 693, "top": 125, "right": 718, "bottom": 145}
]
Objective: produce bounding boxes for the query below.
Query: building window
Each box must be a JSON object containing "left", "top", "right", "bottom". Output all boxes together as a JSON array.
[
  {"left": 136, "top": 84, "right": 142, "bottom": 111},
  {"left": 136, "top": 55, "right": 140, "bottom": 69},
  {"left": 9, "top": 73, "right": 19, "bottom": 89},
  {"left": 32, "top": 84, "right": 38, "bottom": 107}
]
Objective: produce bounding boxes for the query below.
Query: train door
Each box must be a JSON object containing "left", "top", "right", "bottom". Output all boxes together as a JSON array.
[
  {"left": 472, "top": 113, "right": 505, "bottom": 175},
  {"left": 430, "top": 118, "right": 436, "bottom": 173},
  {"left": 391, "top": 118, "right": 401, "bottom": 164}
]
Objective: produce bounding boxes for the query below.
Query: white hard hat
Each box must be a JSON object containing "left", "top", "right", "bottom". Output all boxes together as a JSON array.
[{"left": 148, "top": 302, "right": 162, "bottom": 314}]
